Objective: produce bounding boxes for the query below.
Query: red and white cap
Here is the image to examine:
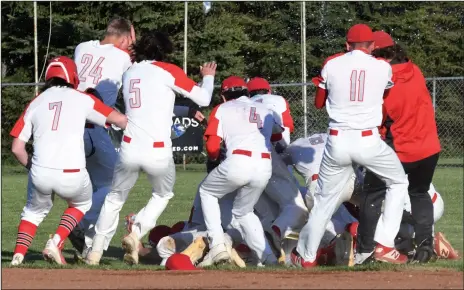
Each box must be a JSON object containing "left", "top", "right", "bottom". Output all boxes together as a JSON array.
[
  {"left": 45, "top": 56, "right": 80, "bottom": 89},
  {"left": 221, "top": 76, "right": 247, "bottom": 92},
  {"left": 247, "top": 77, "right": 271, "bottom": 92},
  {"left": 346, "top": 24, "right": 374, "bottom": 43},
  {"left": 373, "top": 31, "right": 395, "bottom": 49}
]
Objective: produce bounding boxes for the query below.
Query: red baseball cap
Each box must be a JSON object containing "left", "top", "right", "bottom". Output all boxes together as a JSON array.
[
  {"left": 247, "top": 77, "right": 271, "bottom": 92},
  {"left": 221, "top": 76, "right": 247, "bottom": 92},
  {"left": 346, "top": 24, "right": 374, "bottom": 43},
  {"left": 165, "top": 253, "right": 198, "bottom": 270},
  {"left": 373, "top": 31, "right": 394, "bottom": 49},
  {"left": 148, "top": 225, "right": 172, "bottom": 247}
]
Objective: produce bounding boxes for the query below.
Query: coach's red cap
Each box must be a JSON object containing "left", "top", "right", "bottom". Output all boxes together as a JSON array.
[
  {"left": 165, "top": 253, "right": 198, "bottom": 270},
  {"left": 148, "top": 225, "right": 172, "bottom": 247},
  {"left": 346, "top": 24, "right": 374, "bottom": 43},
  {"left": 373, "top": 31, "right": 394, "bottom": 49},
  {"left": 247, "top": 77, "right": 271, "bottom": 92},
  {"left": 221, "top": 76, "right": 247, "bottom": 92}
]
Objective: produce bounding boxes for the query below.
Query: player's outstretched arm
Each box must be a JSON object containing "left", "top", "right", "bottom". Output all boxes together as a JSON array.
[
  {"left": 11, "top": 138, "right": 30, "bottom": 169},
  {"left": 106, "top": 110, "right": 128, "bottom": 130}
]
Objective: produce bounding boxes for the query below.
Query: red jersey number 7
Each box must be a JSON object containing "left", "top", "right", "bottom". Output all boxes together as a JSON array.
[{"left": 249, "top": 107, "right": 263, "bottom": 128}]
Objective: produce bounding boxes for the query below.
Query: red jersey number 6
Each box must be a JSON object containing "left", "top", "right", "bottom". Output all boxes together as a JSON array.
[
  {"left": 129, "top": 79, "right": 141, "bottom": 108},
  {"left": 249, "top": 107, "right": 263, "bottom": 128}
]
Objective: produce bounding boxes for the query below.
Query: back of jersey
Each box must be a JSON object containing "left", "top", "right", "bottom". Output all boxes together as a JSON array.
[
  {"left": 213, "top": 97, "right": 276, "bottom": 157},
  {"left": 14, "top": 87, "right": 106, "bottom": 169},
  {"left": 322, "top": 50, "right": 393, "bottom": 129},
  {"left": 121, "top": 61, "right": 176, "bottom": 148},
  {"left": 286, "top": 133, "right": 327, "bottom": 178},
  {"left": 74, "top": 40, "right": 132, "bottom": 106}
]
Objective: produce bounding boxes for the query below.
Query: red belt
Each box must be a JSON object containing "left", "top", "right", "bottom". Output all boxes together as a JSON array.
[
  {"left": 232, "top": 149, "right": 271, "bottom": 159},
  {"left": 311, "top": 174, "right": 319, "bottom": 181},
  {"left": 329, "top": 129, "right": 373, "bottom": 137},
  {"left": 123, "top": 135, "right": 165, "bottom": 148},
  {"left": 63, "top": 169, "right": 80, "bottom": 173},
  {"left": 431, "top": 192, "right": 437, "bottom": 204}
]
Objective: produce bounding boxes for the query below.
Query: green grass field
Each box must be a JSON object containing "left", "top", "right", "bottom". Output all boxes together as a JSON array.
[{"left": 1, "top": 165, "right": 463, "bottom": 271}]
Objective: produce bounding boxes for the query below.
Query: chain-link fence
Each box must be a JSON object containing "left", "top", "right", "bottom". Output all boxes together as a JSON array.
[{"left": 2, "top": 77, "right": 463, "bottom": 168}]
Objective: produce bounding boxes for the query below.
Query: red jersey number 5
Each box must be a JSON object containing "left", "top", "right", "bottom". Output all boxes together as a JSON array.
[
  {"left": 129, "top": 79, "right": 141, "bottom": 108},
  {"left": 249, "top": 107, "right": 263, "bottom": 128}
]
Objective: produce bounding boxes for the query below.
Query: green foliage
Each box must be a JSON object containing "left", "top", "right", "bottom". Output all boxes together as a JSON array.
[{"left": 1, "top": 1, "right": 463, "bottom": 162}]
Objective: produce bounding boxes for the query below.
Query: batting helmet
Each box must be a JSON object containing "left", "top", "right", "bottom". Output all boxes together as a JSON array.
[
  {"left": 247, "top": 77, "right": 271, "bottom": 93},
  {"left": 45, "top": 56, "right": 80, "bottom": 89}
]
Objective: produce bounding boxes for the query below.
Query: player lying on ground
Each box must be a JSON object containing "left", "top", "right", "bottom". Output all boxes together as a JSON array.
[
  {"left": 10, "top": 56, "right": 127, "bottom": 266},
  {"left": 85, "top": 30, "right": 216, "bottom": 265}
]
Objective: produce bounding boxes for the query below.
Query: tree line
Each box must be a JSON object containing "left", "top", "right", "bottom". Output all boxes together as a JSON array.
[{"left": 1, "top": 2, "right": 462, "bottom": 162}]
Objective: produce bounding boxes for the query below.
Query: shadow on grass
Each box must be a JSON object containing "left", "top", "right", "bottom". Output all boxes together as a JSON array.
[{"left": 2, "top": 245, "right": 124, "bottom": 265}]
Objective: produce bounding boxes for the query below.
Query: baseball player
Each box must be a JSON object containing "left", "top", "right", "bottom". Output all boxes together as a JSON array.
[
  {"left": 9, "top": 56, "right": 127, "bottom": 266},
  {"left": 247, "top": 77, "right": 308, "bottom": 258},
  {"left": 85, "top": 31, "right": 216, "bottom": 265},
  {"left": 199, "top": 76, "right": 282, "bottom": 266},
  {"left": 292, "top": 24, "right": 409, "bottom": 268},
  {"left": 65, "top": 18, "right": 135, "bottom": 257},
  {"left": 356, "top": 30, "right": 442, "bottom": 264}
]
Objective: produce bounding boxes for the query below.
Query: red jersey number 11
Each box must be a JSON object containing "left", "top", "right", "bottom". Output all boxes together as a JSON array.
[{"left": 350, "top": 70, "right": 366, "bottom": 102}]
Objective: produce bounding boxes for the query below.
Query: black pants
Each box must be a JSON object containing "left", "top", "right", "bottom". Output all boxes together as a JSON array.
[{"left": 357, "top": 153, "right": 439, "bottom": 253}]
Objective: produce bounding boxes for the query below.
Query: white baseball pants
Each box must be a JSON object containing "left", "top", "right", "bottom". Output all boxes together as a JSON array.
[
  {"left": 263, "top": 148, "right": 309, "bottom": 237},
  {"left": 297, "top": 128, "right": 408, "bottom": 262},
  {"left": 92, "top": 143, "right": 175, "bottom": 253},
  {"left": 199, "top": 152, "right": 274, "bottom": 262},
  {"left": 22, "top": 166, "right": 92, "bottom": 226}
]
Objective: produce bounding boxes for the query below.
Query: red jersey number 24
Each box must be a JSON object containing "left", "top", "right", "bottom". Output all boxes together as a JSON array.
[{"left": 350, "top": 70, "right": 366, "bottom": 102}]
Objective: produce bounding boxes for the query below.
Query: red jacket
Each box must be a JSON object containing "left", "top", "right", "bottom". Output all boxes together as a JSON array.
[{"left": 381, "top": 60, "right": 440, "bottom": 162}]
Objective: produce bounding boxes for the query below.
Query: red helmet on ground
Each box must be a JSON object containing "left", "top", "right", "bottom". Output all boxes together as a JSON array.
[
  {"left": 45, "top": 56, "right": 80, "bottom": 89},
  {"left": 247, "top": 77, "right": 271, "bottom": 93}
]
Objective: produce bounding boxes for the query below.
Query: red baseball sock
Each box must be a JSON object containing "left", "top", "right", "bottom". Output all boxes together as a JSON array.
[
  {"left": 14, "top": 220, "right": 38, "bottom": 256},
  {"left": 54, "top": 207, "right": 84, "bottom": 249}
]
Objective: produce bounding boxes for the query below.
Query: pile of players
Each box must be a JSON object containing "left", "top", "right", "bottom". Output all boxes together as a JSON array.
[{"left": 9, "top": 18, "right": 459, "bottom": 269}]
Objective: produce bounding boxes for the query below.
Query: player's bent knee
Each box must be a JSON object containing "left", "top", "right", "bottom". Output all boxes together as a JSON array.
[{"left": 157, "top": 236, "right": 177, "bottom": 259}]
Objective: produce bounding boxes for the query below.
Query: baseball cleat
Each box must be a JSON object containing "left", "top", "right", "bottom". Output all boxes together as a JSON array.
[
  {"left": 11, "top": 253, "right": 24, "bottom": 266},
  {"left": 373, "top": 244, "right": 407, "bottom": 264},
  {"left": 334, "top": 231, "right": 355, "bottom": 266},
  {"left": 85, "top": 251, "right": 102, "bottom": 265},
  {"left": 42, "top": 238, "right": 67, "bottom": 265},
  {"left": 434, "top": 232, "right": 459, "bottom": 260},
  {"left": 209, "top": 243, "right": 231, "bottom": 265},
  {"left": 122, "top": 232, "right": 140, "bottom": 265},
  {"left": 290, "top": 248, "right": 317, "bottom": 268}
]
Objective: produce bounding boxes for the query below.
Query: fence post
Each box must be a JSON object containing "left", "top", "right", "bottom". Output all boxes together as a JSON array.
[{"left": 432, "top": 77, "right": 437, "bottom": 113}]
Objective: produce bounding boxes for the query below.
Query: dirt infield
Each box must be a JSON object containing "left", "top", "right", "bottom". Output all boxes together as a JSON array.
[{"left": 2, "top": 268, "right": 463, "bottom": 289}]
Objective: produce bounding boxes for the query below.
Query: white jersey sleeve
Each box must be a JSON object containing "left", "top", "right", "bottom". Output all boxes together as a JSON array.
[{"left": 152, "top": 62, "right": 214, "bottom": 107}]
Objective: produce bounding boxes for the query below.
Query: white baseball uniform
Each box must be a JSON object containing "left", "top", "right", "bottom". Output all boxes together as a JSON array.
[
  {"left": 249, "top": 93, "right": 294, "bottom": 145},
  {"left": 91, "top": 60, "right": 214, "bottom": 252},
  {"left": 199, "top": 96, "right": 281, "bottom": 264},
  {"left": 11, "top": 87, "right": 113, "bottom": 226},
  {"left": 250, "top": 94, "right": 307, "bottom": 239},
  {"left": 297, "top": 50, "right": 409, "bottom": 262},
  {"left": 73, "top": 40, "right": 133, "bottom": 249}
]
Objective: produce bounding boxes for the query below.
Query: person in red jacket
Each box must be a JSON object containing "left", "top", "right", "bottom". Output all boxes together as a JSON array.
[{"left": 356, "top": 31, "right": 441, "bottom": 264}]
